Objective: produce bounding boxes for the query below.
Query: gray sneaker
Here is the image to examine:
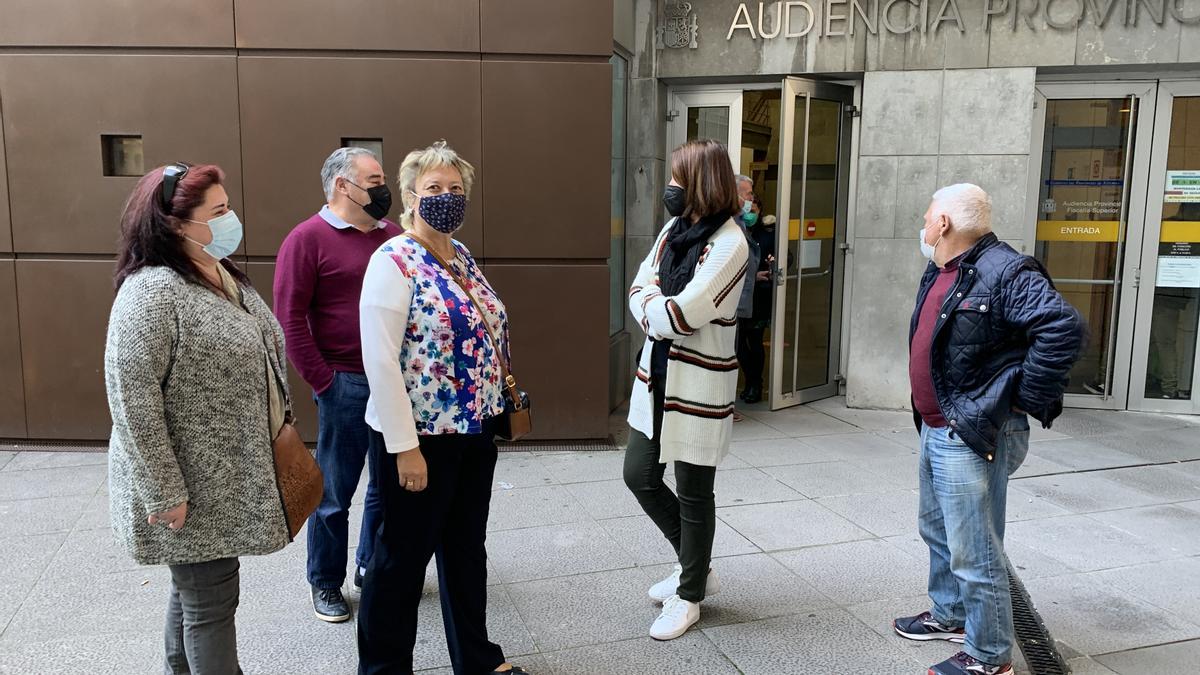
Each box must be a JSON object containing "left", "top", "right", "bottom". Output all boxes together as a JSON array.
[{"left": 311, "top": 586, "right": 350, "bottom": 623}]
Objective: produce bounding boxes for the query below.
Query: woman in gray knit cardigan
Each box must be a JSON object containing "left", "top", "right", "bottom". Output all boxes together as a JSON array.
[{"left": 105, "top": 163, "right": 292, "bottom": 674}]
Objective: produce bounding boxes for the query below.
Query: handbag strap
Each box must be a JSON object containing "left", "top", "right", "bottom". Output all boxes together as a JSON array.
[
  {"left": 406, "top": 232, "right": 523, "bottom": 408},
  {"left": 230, "top": 278, "right": 297, "bottom": 426}
]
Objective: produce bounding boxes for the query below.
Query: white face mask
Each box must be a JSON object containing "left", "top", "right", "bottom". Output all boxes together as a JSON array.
[{"left": 919, "top": 226, "right": 941, "bottom": 261}]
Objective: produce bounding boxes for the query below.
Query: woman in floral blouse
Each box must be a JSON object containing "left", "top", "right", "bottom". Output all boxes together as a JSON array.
[{"left": 356, "top": 141, "right": 527, "bottom": 675}]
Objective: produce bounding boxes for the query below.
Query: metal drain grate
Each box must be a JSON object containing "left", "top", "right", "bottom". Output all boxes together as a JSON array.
[
  {"left": 0, "top": 440, "right": 108, "bottom": 453},
  {"left": 498, "top": 440, "right": 621, "bottom": 453},
  {"left": 1009, "top": 564, "right": 1070, "bottom": 674}
]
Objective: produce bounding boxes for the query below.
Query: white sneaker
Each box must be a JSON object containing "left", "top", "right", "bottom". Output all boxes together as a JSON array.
[
  {"left": 650, "top": 594, "right": 700, "bottom": 640},
  {"left": 647, "top": 564, "right": 721, "bottom": 603}
]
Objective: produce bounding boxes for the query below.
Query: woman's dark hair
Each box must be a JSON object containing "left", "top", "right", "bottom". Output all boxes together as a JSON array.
[
  {"left": 114, "top": 164, "right": 250, "bottom": 291},
  {"left": 670, "top": 139, "right": 740, "bottom": 221},
  {"left": 751, "top": 192, "right": 763, "bottom": 213}
]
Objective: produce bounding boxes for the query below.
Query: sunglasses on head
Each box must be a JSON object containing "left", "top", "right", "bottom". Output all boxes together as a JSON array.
[{"left": 161, "top": 162, "right": 190, "bottom": 213}]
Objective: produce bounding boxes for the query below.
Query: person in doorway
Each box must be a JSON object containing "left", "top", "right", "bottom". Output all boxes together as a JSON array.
[
  {"left": 356, "top": 141, "right": 527, "bottom": 675},
  {"left": 624, "top": 139, "right": 749, "bottom": 641},
  {"left": 731, "top": 175, "right": 761, "bottom": 422},
  {"left": 737, "top": 192, "right": 775, "bottom": 404},
  {"left": 274, "top": 147, "right": 401, "bottom": 623},
  {"left": 895, "top": 184, "right": 1084, "bottom": 675},
  {"left": 106, "top": 163, "right": 293, "bottom": 674}
]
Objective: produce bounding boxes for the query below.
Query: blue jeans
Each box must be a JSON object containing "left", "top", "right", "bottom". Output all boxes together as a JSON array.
[
  {"left": 918, "top": 415, "right": 1030, "bottom": 666},
  {"left": 307, "top": 371, "right": 384, "bottom": 590}
]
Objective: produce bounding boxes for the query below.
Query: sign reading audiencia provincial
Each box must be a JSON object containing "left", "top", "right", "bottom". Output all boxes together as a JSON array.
[{"left": 657, "top": 0, "right": 1200, "bottom": 48}]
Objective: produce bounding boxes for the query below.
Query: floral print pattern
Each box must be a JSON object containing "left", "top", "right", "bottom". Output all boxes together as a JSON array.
[{"left": 380, "top": 235, "right": 509, "bottom": 436}]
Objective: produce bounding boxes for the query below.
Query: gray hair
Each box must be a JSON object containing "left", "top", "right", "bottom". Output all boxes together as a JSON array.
[
  {"left": 320, "top": 147, "right": 378, "bottom": 201},
  {"left": 398, "top": 140, "right": 476, "bottom": 229},
  {"left": 931, "top": 183, "right": 992, "bottom": 237},
  {"left": 735, "top": 174, "right": 752, "bottom": 186}
]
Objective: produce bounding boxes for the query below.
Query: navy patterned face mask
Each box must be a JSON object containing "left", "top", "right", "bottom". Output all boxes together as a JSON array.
[{"left": 411, "top": 191, "right": 467, "bottom": 234}]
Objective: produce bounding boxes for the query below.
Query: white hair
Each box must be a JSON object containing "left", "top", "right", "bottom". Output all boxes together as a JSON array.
[
  {"left": 320, "top": 147, "right": 378, "bottom": 201},
  {"left": 930, "top": 183, "right": 992, "bottom": 237},
  {"left": 735, "top": 174, "right": 752, "bottom": 186}
]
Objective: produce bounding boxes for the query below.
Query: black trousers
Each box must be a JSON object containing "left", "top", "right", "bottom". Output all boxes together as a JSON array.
[
  {"left": 622, "top": 383, "right": 717, "bottom": 602},
  {"left": 357, "top": 422, "right": 505, "bottom": 675},
  {"left": 737, "top": 318, "right": 767, "bottom": 390}
]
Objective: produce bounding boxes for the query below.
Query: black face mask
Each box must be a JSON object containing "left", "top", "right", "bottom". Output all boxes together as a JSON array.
[
  {"left": 663, "top": 185, "right": 687, "bottom": 218},
  {"left": 348, "top": 182, "right": 393, "bottom": 221}
]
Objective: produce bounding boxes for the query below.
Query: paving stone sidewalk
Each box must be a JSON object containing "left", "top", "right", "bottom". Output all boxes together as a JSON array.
[{"left": 2, "top": 398, "right": 1200, "bottom": 674}]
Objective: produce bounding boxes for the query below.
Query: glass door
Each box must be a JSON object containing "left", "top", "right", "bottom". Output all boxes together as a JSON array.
[
  {"left": 667, "top": 90, "right": 744, "bottom": 167},
  {"left": 1129, "top": 81, "right": 1200, "bottom": 414},
  {"left": 667, "top": 81, "right": 852, "bottom": 411},
  {"left": 769, "top": 78, "right": 854, "bottom": 409},
  {"left": 1027, "top": 82, "right": 1157, "bottom": 410}
]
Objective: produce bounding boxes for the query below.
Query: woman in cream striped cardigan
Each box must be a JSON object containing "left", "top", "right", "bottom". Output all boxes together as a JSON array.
[{"left": 624, "top": 139, "right": 749, "bottom": 641}]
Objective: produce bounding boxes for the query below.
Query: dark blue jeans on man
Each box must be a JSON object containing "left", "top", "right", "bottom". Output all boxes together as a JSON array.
[
  {"left": 918, "top": 414, "right": 1030, "bottom": 666},
  {"left": 307, "top": 371, "right": 384, "bottom": 590}
]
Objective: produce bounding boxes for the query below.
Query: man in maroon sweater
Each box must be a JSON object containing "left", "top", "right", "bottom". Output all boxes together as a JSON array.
[{"left": 273, "top": 147, "right": 402, "bottom": 623}]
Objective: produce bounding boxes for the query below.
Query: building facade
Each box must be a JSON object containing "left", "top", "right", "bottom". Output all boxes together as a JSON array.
[
  {"left": 615, "top": 0, "right": 1200, "bottom": 418},
  {"left": 0, "top": 0, "right": 618, "bottom": 442}
]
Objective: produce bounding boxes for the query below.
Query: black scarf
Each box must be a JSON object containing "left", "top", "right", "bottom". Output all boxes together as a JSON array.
[{"left": 658, "top": 212, "right": 730, "bottom": 297}]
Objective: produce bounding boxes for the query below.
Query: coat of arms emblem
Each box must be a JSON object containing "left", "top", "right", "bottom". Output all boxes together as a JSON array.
[{"left": 657, "top": 1, "right": 699, "bottom": 50}]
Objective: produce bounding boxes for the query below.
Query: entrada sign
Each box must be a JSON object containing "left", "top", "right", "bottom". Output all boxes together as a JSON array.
[{"left": 713, "top": 0, "right": 1200, "bottom": 42}]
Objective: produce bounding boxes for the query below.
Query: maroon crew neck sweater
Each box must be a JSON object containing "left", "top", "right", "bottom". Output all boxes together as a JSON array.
[
  {"left": 273, "top": 212, "right": 402, "bottom": 394},
  {"left": 909, "top": 261, "right": 960, "bottom": 429}
]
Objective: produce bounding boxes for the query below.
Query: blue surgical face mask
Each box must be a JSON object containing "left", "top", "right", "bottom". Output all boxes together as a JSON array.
[
  {"left": 186, "top": 210, "right": 243, "bottom": 260},
  {"left": 741, "top": 199, "right": 753, "bottom": 215}
]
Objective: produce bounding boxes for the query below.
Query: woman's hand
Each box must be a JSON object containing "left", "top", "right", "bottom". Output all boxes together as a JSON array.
[
  {"left": 396, "top": 449, "right": 428, "bottom": 492},
  {"left": 148, "top": 502, "right": 188, "bottom": 531}
]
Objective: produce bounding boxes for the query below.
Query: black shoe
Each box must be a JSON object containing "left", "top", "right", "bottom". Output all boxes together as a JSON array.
[
  {"left": 492, "top": 667, "right": 529, "bottom": 675},
  {"left": 354, "top": 568, "right": 364, "bottom": 590},
  {"left": 892, "top": 610, "right": 965, "bottom": 643},
  {"left": 1082, "top": 380, "right": 1106, "bottom": 395},
  {"left": 311, "top": 586, "right": 350, "bottom": 623},
  {"left": 741, "top": 386, "right": 762, "bottom": 404}
]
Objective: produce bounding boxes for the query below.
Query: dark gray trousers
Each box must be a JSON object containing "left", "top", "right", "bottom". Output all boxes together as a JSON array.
[{"left": 164, "top": 557, "right": 243, "bottom": 675}]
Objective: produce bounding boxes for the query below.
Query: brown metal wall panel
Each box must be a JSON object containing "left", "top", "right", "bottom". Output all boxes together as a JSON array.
[
  {"left": 484, "top": 263, "right": 608, "bottom": 439},
  {"left": 0, "top": 0, "right": 235, "bottom": 47},
  {"left": 481, "top": 60, "right": 611, "bottom": 259},
  {"left": 0, "top": 55, "right": 243, "bottom": 255},
  {"left": 233, "top": 0, "right": 479, "bottom": 52},
  {"left": 238, "top": 57, "right": 483, "bottom": 256},
  {"left": 0, "top": 261, "right": 26, "bottom": 437},
  {"left": 480, "top": 0, "right": 613, "bottom": 56},
  {"left": 0, "top": 98, "right": 10, "bottom": 253},
  {"left": 16, "top": 260, "right": 114, "bottom": 439},
  {"left": 245, "top": 262, "right": 319, "bottom": 443}
]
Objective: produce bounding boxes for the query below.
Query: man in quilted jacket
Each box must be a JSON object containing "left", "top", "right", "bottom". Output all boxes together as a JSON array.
[{"left": 893, "top": 184, "right": 1085, "bottom": 675}]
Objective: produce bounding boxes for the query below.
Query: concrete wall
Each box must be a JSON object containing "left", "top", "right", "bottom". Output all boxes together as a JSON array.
[
  {"left": 618, "top": 0, "right": 672, "bottom": 384},
  {"left": 845, "top": 67, "right": 1037, "bottom": 409},
  {"left": 653, "top": 0, "right": 1200, "bottom": 77}
]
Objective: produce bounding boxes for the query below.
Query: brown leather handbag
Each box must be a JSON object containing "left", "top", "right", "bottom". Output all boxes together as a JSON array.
[
  {"left": 272, "top": 415, "right": 323, "bottom": 541},
  {"left": 268, "top": 362, "right": 324, "bottom": 541},
  {"left": 408, "top": 233, "right": 532, "bottom": 442}
]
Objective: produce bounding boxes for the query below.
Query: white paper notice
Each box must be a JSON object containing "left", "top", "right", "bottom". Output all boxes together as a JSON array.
[
  {"left": 1165, "top": 170, "right": 1200, "bottom": 203},
  {"left": 801, "top": 240, "right": 822, "bottom": 269},
  {"left": 1157, "top": 256, "right": 1200, "bottom": 288}
]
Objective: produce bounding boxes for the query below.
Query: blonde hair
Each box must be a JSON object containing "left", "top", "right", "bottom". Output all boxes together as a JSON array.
[{"left": 397, "top": 140, "right": 476, "bottom": 229}]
